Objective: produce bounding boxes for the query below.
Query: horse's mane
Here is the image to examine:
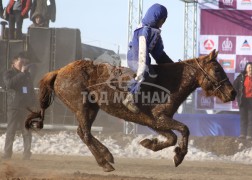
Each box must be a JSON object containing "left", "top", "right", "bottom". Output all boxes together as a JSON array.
[
  {"left": 152, "top": 60, "right": 185, "bottom": 75},
  {"left": 150, "top": 61, "right": 186, "bottom": 93}
]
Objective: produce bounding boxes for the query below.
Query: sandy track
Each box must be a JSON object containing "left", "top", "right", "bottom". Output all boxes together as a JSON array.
[{"left": 0, "top": 154, "right": 251, "bottom": 180}]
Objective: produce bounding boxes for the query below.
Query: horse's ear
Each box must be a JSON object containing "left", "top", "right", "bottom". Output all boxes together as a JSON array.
[
  {"left": 214, "top": 50, "right": 219, "bottom": 59},
  {"left": 208, "top": 49, "right": 218, "bottom": 61}
]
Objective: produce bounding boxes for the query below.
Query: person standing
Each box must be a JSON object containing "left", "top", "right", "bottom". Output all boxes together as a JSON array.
[
  {"left": 30, "top": 0, "right": 56, "bottom": 28},
  {"left": 6, "top": 0, "right": 31, "bottom": 40},
  {"left": 2, "top": 52, "right": 36, "bottom": 160},
  {"left": 233, "top": 62, "right": 252, "bottom": 140}
]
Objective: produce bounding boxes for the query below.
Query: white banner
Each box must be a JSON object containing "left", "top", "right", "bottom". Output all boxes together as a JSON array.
[
  {"left": 236, "top": 36, "right": 252, "bottom": 55},
  {"left": 199, "top": 35, "right": 219, "bottom": 55}
]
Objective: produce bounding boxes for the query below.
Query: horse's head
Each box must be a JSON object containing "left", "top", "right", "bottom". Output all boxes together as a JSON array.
[{"left": 196, "top": 49, "right": 236, "bottom": 102}]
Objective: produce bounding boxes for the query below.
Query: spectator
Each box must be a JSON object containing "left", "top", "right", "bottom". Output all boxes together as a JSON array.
[
  {"left": 30, "top": 0, "right": 56, "bottom": 28},
  {"left": 233, "top": 62, "right": 252, "bottom": 140},
  {"left": 29, "top": 14, "right": 46, "bottom": 27},
  {"left": 2, "top": 51, "right": 36, "bottom": 160},
  {"left": 6, "top": 0, "right": 31, "bottom": 40}
]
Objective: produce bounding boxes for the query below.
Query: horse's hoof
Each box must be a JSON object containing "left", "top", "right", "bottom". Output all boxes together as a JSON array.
[
  {"left": 173, "top": 154, "right": 183, "bottom": 167},
  {"left": 105, "top": 153, "right": 114, "bottom": 164},
  {"left": 102, "top": 163, "right": 115, "bottom": 172},
  {"left": 173, "top": 147, "right": 186, "bottom": 167},
  {"left": 140, "top": 139, "right": 152, "bottom": 148}
]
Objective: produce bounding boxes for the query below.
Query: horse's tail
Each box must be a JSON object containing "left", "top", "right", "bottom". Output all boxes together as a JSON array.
[{"left": 25, "top": 70, "right": 59, "bottom": 130}]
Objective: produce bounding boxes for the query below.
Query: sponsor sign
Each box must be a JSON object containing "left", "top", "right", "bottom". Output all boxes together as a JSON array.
[{"left": 198, "top": 1, "right": 252, "bottom": 111}]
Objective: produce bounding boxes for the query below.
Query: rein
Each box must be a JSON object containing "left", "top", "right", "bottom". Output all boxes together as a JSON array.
[
  {"left": 181, "top": 58, "right": 229, "bottom": 97},
  {"left": 194, "top": 58, "right": 228, "bottom": 93}
]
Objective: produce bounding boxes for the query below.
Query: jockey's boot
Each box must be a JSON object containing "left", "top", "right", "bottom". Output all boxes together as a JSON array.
[{"left": 122, "top": 93, "right": 139, "bottom": 113}]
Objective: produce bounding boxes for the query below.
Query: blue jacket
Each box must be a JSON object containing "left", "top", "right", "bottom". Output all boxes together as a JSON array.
[{"left": 127, "top": 3, "right": 173, "bottom": 73}]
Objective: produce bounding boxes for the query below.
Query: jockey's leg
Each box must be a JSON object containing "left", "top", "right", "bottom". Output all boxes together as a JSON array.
[
  {"left": 122, "top": 78, "right": 140, "bottom": 113},
  {"left": 122, "top": 75, "right": 155, "bottom": 113},
  {"left": 140, "top": 129, "right": 177, "bottom": 151},
  {"left": 122, "top": 71, "right": 150, "bottom": 113}
]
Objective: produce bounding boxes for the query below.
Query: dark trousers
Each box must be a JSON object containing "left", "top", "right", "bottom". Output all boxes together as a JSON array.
[
  {"left": 4, "top": 107, "right": 32, "bottom": 157},
  {"left": 8, "top": 10, "right": 23, "bottom": 40},
  {"left": 239, "top": 98, "right": 252, "bottom": 137}
]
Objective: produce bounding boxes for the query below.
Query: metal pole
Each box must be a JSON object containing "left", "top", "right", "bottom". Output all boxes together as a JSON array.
[
  {"left": 127, "top": 0, "right": 133, "bottom": 48},
  {"left": 125, "top": 0, "right": 143, "bottom": 134},
  {"left": 138, "top": 0, "right": 143, "bottom": 24},
  {"left": 182, "top": 0, "right": 198, "bottom": 113}
]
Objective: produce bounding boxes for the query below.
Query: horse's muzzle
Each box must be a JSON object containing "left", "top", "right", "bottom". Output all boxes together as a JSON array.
[
  {"left": 230, "top": 89, "right": 237, "bottom": 101},
  {"left": 222, "top": 89, "right": 236, "bottom": 103}
]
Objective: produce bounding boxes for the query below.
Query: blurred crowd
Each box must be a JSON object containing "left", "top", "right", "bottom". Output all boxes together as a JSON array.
[{"left": 0, "top": 0, "right": 56, "bottom": 40}]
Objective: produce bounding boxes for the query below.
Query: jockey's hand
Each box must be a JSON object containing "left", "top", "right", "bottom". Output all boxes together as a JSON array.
[{"left": 135, "top": 74, "right": 144, "bottom": 82}]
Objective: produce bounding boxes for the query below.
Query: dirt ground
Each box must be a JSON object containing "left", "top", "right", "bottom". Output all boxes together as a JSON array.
[
  {"left": 0, "top": 135, "right": 252, "bottom": 180},
  {"left": 0, "top": 154, "right": 252, "bottom": 180}
]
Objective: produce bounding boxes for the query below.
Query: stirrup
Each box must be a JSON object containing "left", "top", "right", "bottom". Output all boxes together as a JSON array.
[
  {"left": 124, "top": 101, "right": 140, "bottom": 113},
  {"left": 123, "top": 94, "right": 140, "bottom": 113}
]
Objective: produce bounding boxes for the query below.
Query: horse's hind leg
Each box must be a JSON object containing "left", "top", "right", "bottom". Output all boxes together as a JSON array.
[
  {"left": 76, "top": 104, "right": 115, "bottom": 172},
  {"left": 77, "top": 126, "right": 115, "bottom": 172},
  {"left": 81, "top": 104, "right": 114, "bottom": 163},
  {"left": 91, "top": 135, "right": 114, "bottom": 163},
  {"left": 140, "top": 130, "right": 177, "bottom": 151},
  {"left": 77, "top": 126, "right": 114, "bottom": 163}
]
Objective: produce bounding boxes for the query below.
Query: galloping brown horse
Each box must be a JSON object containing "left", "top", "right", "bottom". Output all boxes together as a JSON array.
[{"left": 26, "top": 49, "right": 236, "bottom": 172}]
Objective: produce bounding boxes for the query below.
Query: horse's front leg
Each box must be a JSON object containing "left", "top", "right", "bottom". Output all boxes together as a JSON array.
[{"left": 154, "top": 114, "right": 190, "bottom": 167}]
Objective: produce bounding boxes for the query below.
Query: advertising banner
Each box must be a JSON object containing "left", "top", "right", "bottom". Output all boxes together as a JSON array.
[{"left": 197, "top": 0, "right": 252, "bottom": 110}]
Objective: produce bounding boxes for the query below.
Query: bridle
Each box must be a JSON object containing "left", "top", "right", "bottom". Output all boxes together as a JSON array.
[
  {"left": 181, "top": 58, "right": 230, "bottom": 98},
  {"left": 194, "top": 58, "right": 229, "bottom": 94}
]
